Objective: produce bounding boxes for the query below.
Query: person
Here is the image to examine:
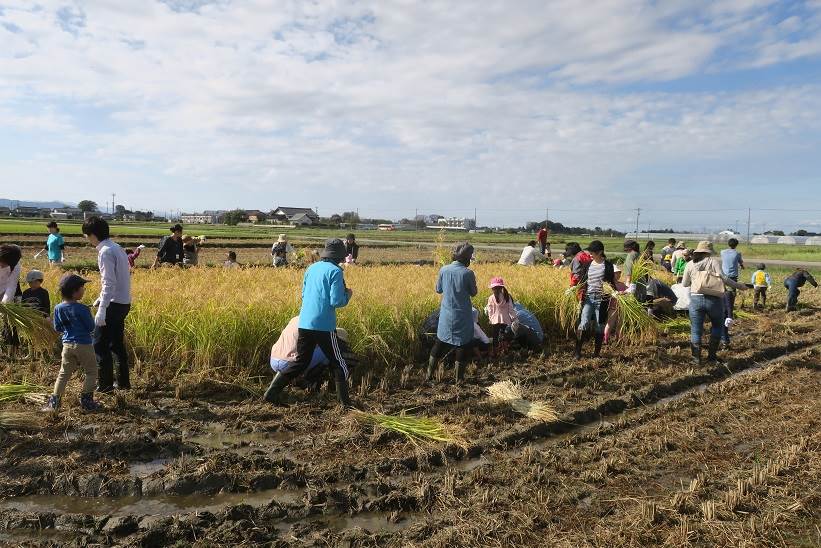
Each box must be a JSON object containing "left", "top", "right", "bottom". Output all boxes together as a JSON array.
[
  {"left": 269, "top": 316, "right": 357, "bottom": 392},
  {"left": 0, "top": 244, "right": 23, "bottom": 304},
  {"left": 42, "top": 274, "right": 102, "bottom": 412},
  {"left": 517, "top": 240, "right": 541, "bottom": 266},
  {"left": 263, "top": 238, "right": 353, "bottom": 407},
  {"left": 82, "top": 216, "right": 132, "bottom": 393},
  {"left": 125, "top": 245, "right": 146, "bottom": 270},
  {"left": 784, "top": 268, "right": 817, "bottom": 312},
  {"left": 272, "top": 234, "right": 294, "bottom": 267},
  {"left": 536, "top": 226, "right": 548, "bottom": 256},
  {"left": 570, "top": 240, "right": 616, "bottom": 358},
  {"left": 45, "top": 221, "right": 66, "bottom": 264},
  {"left": 427, "top": 242, "right": 478, "bottom": 383},
  {"left": 154, "top": 224, "right": 184, "bottom": 267},
  {"left": 720, "top": 238, "right": 744, "bottom": 347},
  {"left": 603, "top": 265, "right": 628, "bottom": 344},
  {"left": 485, "top": 277, "right": 517, "bottom": 347},
  {"left": 641, "top": 240, "right": 656, "bottom": 262},
  {"left": 22, "top": 270, "right": 50, "bottom": 317},
  {"left": 673, "top": 247, "right": 690, "bottom": 283},
  {"left": 471, "top": 307, "right": 491, "bottom": 354},
  {"left": 682, "top": 241, "right": 747, "bottom": 364},
  {"left": 182, "top": 235, "right": 205, "bottom": 266},
  {"left": 751, "top": 263, "right": 772, "bottom": 310},
  {"left": 224, "top": 251, "right": 240, "bottom": 268},
  {"left": 345, "top": 234, "right": 359, "bottom": 264},
  {"left": 660, "top": 238, "right": 677, "bottom": 272},
  {"left": 510, "top": 303, "right": 544, "bottom": 351},
  {"left": 645, "top": 278, "right": 677, "bottom": 318},
  {"left": 622, "top": 240, "right": 641, "bottom": 286}
]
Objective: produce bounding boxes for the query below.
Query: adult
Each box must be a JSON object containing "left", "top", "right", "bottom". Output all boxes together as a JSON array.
[
  {"left": 345, "top": 234, "right": 359, "bottom": 264},
  {"left": 182, "top": 235, "right": 205, "bottom": 266},
  {"left": 82, "top": 216, "right": 132, "bottom": 392},
  {"left": 784, "top": 269, "right": 817, "bottom": 312},
  {"left": 720, "top": 238, "right": 744, "bottom": 348},
  {"left": 670, "top": 242, "right": 687, "bottom": 281},
  {"left": 682, "top": 241, "right": 747, "bottom": 364},
  {"left": 604, "top": 265, "right": 628, "bottom": 344},
  {"left": 154, "top": 224, "right": 184, "bottom": 267},
  {"left": 0, "top": 244, "right": 22, "bottom": 304},
  {"left": 622, "top": 240, "right": 646, "bottom": 301},
  {"left": 536, "top": 226, "right": 549, "bottom": 256},
  {"left": 660, "top": 238, "right": 676, "bottom": 272},
  {"left": 45, "top": 221, "right": 66, "bottom": 264},
  {"left": 263, "top": 239, "right": 352, "bottom": 407},
  {"left": 641, "top": 240, "right": 656, "bottom": 262},
  {"left": 570, "top": 240, "right": 616, "bottom": 358},
  {"left": 271, "top": 234, "right": 294, "bottom": 267},
  {"left": 427, "top": 242, "right": 477, "bottom": 383},
  {"left": 510, "top": 303, "right": 544, "bottom": 350},
  {"left": 517, "top": 240, "right": 541, "bottom": 266}
]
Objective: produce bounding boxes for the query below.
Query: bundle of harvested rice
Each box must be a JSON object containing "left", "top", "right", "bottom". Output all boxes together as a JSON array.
[
  {"left": 0, "top": 303, "right": 59, "bottom": 353},
  {"left": 0, "top": 411, "right": 39, "bottom": 429},
  {"left": 0, "top": 381, "right": 48, "bottom": 403},
  {"left": 352, "top": 410, "right": 467, "bottom": 448},
  {"left": 487, "top": 380, "right": 558, "bottom": 422},
  {"left": 604, "top": 285, "right": 658, "bottom": 344},
  {"left": 554, "top": 284, "right": 584, "bottom": 335}
]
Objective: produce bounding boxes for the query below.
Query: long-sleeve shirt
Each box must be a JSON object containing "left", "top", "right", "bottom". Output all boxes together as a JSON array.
[
  {"left": 345, "top": 242, "right": 359, "bottom": 260},
  {"left": 298, "top": 260, "right": 350, "bottom": 331},
  {"left": 485, "top": 294, "right": 517, "bottom": 325},
  {"left": 785, "top": 270, "right": 818, "bottom": 288},
  {"left": 751, "top": 270, "right": 772, "bottom": 288},
  {"left": 96, "top": 239, "right": 132, "bottom": 307},
  {"left": 436, "top": 261, "right": 478, "bottom": 346},
  {"left": 22, "top": 287, "right": 50, "bottom": 316},
  {"left": 0, "top": 263, "right": 21, "bottom": 304},
  {"left": 682, "top": 257, "right": 747, "bottom": 293},
  {"left": 157, "top": 236, "right": 184, "bottom": 264},
  {"left": 46, "top": 233, "right": 65, "bottom": 262},
  {"left": 53, "top": 301, "right": 95, "bottom": 344},
  {"left": 517, "top": 245, "right": 541, "bottom": 266},
  {"left": 127, "top": 247, "right": 141, "bottom": 269}
]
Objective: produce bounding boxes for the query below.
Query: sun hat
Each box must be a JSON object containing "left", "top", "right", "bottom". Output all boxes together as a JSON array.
[
  {"left": 694, "top": 241, "right": 715, "bottom": 254},
  {"left": 676, "top": 241, "right": 686, "bottom": 249},
  {"left": 58, "top": 273, "right": 89, "bottom": 294},
  {"left": 320, "top": 238, "right": 347, "bottom": 261},
  {"left": 26, "top": 270, "right": 45, "bottom": 283},
  {"left": 613, "top": 265, "right": 622, "bottom": 274},
  {"left": 452, "top": 242, "right": 474, "bottom": 263},
  {"left": 586, "top": 240, "right": 604, "bottom": 253},
  {"left": 336, "top": 327, "right": 350, "bottom": 344},
  {"left": 489, "top": 276, "right": 506, "bottom": 289},
  {"left": 277, "top": 234, "right": 288, "bottom": 243}
]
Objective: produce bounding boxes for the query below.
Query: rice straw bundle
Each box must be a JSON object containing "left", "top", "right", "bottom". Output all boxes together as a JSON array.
[
  {"left": 0, "top": 302, "right": 59, "bottom": 353},
  {"left": 604, "top": 285, "right": 658, "bottom": 344},
  {"left": 0, "top": 381, "right": 48, "bottom": 403},
  {"left": 0, "top": 411, "right": 39, "bottom": 429},
  {"left": 554, "top": 284, "right": 584, "bottom": 335},
  {"left": 352, "top": 410, "right": 467, "bottom": 448},
  {"left": 660, "top": 316, "right": 691, "bottom": 334},
  {"left": 487, "top": 380, "right": 558, "bottom": 422}
]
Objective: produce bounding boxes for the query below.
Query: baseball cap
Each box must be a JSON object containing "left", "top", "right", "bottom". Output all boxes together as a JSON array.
[
  {"left": 58, "top": 273, "right": 89, "bottom": 295},
  {"left": 25, "top": 270, "right": 45, "bottom": 283}
]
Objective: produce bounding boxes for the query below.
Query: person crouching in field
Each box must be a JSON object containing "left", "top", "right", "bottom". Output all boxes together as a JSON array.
[
  {"left": 570, "top": 240, "right": 616, "bottom": 359},
  {"left": 42, "top": 274, "right": 102, "bottom": 412},
  {"left": 784, "top": 268, "right": 817, "bottom": 312},
  {"left": 268, "top": 317, "right": 358, "bottom": 394},
  {"left": 485, "top": 277, "right": 517, "bottom": 352},
  {"left": 427, "top": 242, "right": 478, "bottom": 383},
  {"left": 264, "top": 239, "right": 353, "bottom": 407}
]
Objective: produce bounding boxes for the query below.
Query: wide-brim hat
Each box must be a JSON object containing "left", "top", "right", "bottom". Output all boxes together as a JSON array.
[
  {"left": 25, "top": 270, "right": 45, "bottom": 283},
  {"left": 320, "top": 238, "right": 347, "bottom": 261},
  {"left": 277, "top": 234, "right": 288, "bottom": 243},
  {"left": 694, "top": 241, "right": 714, "bottom": 254}
]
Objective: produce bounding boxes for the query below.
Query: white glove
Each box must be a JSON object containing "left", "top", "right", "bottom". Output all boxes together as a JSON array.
[
  {"left": 626, "top": 284, "right": 636, "bottom": 294},
  {"left": 92, "top": 298, "right": 101, "bottom": 308},
  {"left": 95, "top": 307, "right": 107, "bottom": 327},
  {"left": 724, "top": 318, "right": 734, "bottom": 328},
  {"left": 137, "top": 244, "right": 146, "bottom": 250}
]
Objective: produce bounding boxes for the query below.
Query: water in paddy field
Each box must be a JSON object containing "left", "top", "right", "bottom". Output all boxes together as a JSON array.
[{"left": 182, "top": 421, "right": 296, "bottom": 452}]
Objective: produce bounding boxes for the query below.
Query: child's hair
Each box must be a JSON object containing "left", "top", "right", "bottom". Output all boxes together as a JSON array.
[
  {"left": 0, "top": 244, "right": 22, "bottom": 268},
  {"left": 668, "top": 237, "right": 676, "bottom": 245},
  {"left": 644, "top": 240, "right": 655, "bottom": 249},
  {"left": 493, "top": 286, "right": 512, "bottom": 303},
  {"left": 47, "top": 221, "right": 59, "bottom": 231},
  {"left": 528, "top": 240, "right": 537, "bottom": 247},
  {"left": 125, "top": 248, "right": 133, "bottom": 254},
  {"left": 82, "top": 216, "right": 110, "bottom": 241},
  {"left": 227, "top": 251, "right": 237, "bottom": 261},
  {"left": 728, "top": 238, "right": 739, "bottom": 248}
]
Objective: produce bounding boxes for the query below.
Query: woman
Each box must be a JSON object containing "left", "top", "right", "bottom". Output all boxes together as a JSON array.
[
  {"left": 427, "top": 242, "right": 477, "bottom": 383},
  {"left": 182, "top": 235, "right": 205, "bottom": 266},
  {"left": 570, "top": 240, "right": 616, "bottom": 358},
  {"left": 0, "top": 244, "right": 23, "bottom": 357},
  {"left": 682, "top": 241, "right": 747, "bottom": 364},
  {"left": 641, "top": 240, "right": 656, "bottom": 262},
  {"left": 271, "top": 234, "right": 294, "bottom": 267}
]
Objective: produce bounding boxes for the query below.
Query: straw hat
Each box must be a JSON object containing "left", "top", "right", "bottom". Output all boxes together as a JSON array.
[
  {"left": 694, "top": 241, "right": 714, "bottom": 254},
  {"left": 277, "top": 234, "right": 288, "bottom": 243}
]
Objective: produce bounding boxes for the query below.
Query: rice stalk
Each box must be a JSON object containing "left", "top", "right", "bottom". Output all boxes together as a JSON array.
[
  {"left": 604, "top": 285, "right": 658, "bottom": 344},
  {"left": 0, "top": 381, "right": 48, "bottom": 403},
  {"left": 0, "top": 302, "right": 59, "bottom": 353},
  {"left": 352, "top": 410, "right": 467, "bottom": 448},
  {"left": 0, "top": 411, "right": 40, "bottom": 429},
  {"left": 487, "top": 380, "right": 558, "bottom": 422}
]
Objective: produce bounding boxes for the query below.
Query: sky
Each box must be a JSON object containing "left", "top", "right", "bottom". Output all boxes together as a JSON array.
[{"left": 1, "top": 0, "right": 821, "bottom": 233}]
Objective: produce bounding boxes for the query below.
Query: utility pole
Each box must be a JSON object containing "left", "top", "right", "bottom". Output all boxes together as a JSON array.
[
  {"left": 111, "top": 193, "right": 116, "bottom": 215},
  {"left": 746, "top": 207, "right": 751, "bottom": 244},
  {"left": 474, "top": 207, "right": 477, "bottom": 230},
  {"left": 635, "top": 208, "right": 641, "bottom": 239},
  {"left": 545, "top": 207, "right": 549, "bottom": 228},
  {"left": 415, "top": 208, "right": 418, "bottom": 232}
]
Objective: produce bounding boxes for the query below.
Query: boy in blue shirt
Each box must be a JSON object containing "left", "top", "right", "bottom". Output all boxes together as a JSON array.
[
  {"left": 264, "top": 239, "right": 353, "bottom": 407},
  {"left": 45, "top": 221, "right": 65, "bottom": 264},
  {"left": 42, "top": 274, "right": 103, "bottom": 412}
]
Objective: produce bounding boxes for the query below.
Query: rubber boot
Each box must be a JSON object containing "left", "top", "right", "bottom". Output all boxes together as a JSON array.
[
  {"left": 263, "top": 372, "right": 295, "bottom": 406},
  {"left": 690, "top": 343, "right": 701, "bottom": 365},
  {"left": 425, "top": 355, "right": 438, "bottom": 382},
  {"left": 593, "top": 333, "right": 604, "bottom": 357},
  {"left": 333, "top": 368, "right": 352, "bottom": 408},
  {"left": 706, "top": 338, "right": 722, "bottom": 363},
  {"left": 573, "top": 329, "right": 585, "bottom": 360},
  {"left": 79, "top": 393, "right": 103, "bottom": 411},
  {"left": 454, "top": 361, "right": 466, "bottom": 384},
  {"left": 41, "top": 394, "right": 60, "bottom": 412}
]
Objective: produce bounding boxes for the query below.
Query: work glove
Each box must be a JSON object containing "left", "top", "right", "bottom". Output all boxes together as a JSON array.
[
  {"left": 724, "top": 318, "right": 734, "bottom": 328},
  {"left": 137, "top": 244, "right": 146, "bottom": 250},
  {"left": 92, "top": 298, "right": 101, "bottom": 308},
  {"left": 626, "top": 284, "right": 636, "bottom": 294},
  {"left": 95, "top": 306, "right": 107, "bottom": 327}
]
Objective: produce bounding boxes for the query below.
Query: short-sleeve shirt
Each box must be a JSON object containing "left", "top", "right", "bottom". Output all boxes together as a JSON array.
[
  {"left": 720, "top": 249, "right": 743, "bottom": 278},
  {"left": 46, "top": 233, "right": 64, "bottom": 262},
  {"left": 435, "top": 261, "right": 478, "bottom": 346}
]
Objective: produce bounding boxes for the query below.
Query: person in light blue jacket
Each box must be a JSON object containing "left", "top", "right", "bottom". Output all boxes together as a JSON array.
[
  {"left": 264, "top": 238, "right": 353, "bottom": 407},
  {"left": 426, "top": 242, "right": 478, "bottom": 383}
]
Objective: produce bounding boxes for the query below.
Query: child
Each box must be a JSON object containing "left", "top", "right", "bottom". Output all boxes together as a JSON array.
[
  {"left": 22, "top": 270, "right": 50, "bottom": 317},
  {"left": 224, "top": 251, "right": 239, "bottom": 268},
  {"left": 45, "top": 221, "right": 66, "bottom": 264},
  {"left": 751, "top": 263, "right": 771, "bottom": 310},
  {"left": 485, "top": 277, "right": 517, "bottom": 346},
  {"left": 43, "top": 274, "right": 102, "bottom": 411},
  {"left": 673, "top": 249, "right": 691, "bottom": 283},
  {"left": 345, "top": 234, "right": 359, "bottom": 264},
  {"left": 125, "top": 245, "right": 146, "bottom": 270},
  {"left": 604, "top": 265, "right": 628, "bottom": 344}
]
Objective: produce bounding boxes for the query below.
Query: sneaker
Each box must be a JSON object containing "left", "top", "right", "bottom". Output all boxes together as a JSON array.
[
  {"left": 41, "top": 395, "right": 60, "bottom": 412},
  {"left": 79, "top": 393, "right": 103, "bottom": 411}
]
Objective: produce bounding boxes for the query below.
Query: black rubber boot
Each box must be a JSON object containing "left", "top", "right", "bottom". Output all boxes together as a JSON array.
[
  {"left": 425, "top": 355, "right": 438, "bottom": 381},
  {"left": 706, "top": 338, "right": 722, "bottom": 363},
  {"left": 690, "top": 343, "right": 702, "bottom": 365},
  {"left": 593, "top": 333, "right": 604, "bottom": 357},
  {"left": 573, "top": 329, "right": 585, "bottom": 360},
  {"left": 333, "top": 368, "right": 352, "bottom": 408},
  {"left": 263, "top": 372, "right": 295, "bottom": 406},
  {"left": 454, "top": 361, "right": 466, "bottom": 384}
]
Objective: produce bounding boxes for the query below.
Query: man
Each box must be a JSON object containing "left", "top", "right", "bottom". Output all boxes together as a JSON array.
[
  {"left": 264, "top": 238, "right": 353, "bottom": 407},
  {"left": 720, "top": 238, "right": 744, "bottom": 348},
  {"left": 536, "top": 226, "right": 548, "bottom": 256},
  {"left": 45, "top": 221, "right": 66, "bottom": 264},
  {"left": 517, "top": 240, "right": 541, "bottom": 266},
  {"left": 154, "top": 224, "right": 184, "bottom": 267},
  {"left": 427, "top": 242, "right": 477, "bottom": 383},
  {"left": 660, "top": 238, "right": 676, "bottom": 272},
  {"left": 81, "top": 216, "right": 132, "bottom": 392},
  {"left": 345, "top": 234, "right": 359, "bottom": 263},
  {"left": 784, "top": 268, "right": 817, "bottom": 312}
]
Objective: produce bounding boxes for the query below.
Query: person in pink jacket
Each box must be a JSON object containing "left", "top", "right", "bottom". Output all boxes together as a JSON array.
[{"left": 485, "top": 277, "right": 518, "bottom": 346}]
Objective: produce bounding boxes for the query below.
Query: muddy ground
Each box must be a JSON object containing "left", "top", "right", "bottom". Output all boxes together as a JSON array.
[{"left": 1, "top": 307, "right": 820, "bottom": 547}]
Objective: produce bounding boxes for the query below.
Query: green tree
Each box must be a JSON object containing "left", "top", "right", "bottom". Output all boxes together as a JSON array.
[
  {"left": 223, "top": 209, "right": 247, "bottom": 226},
  {"left": 77, "top": 200, "right": 98, "bottom": 213}
]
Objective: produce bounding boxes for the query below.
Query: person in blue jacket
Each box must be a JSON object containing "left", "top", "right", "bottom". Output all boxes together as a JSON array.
[
  {"left": 426, "top": 242, "right": 478, "bottom": 383},
  {"left": 264, "top": 238, "right": 353, "bottom": 407}
]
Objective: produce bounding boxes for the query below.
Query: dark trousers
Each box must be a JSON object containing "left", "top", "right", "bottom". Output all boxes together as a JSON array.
[
  {"left": 539, "top": 242, "right": 546, "bottom": 255},
  {"left": 753, "top": 287, "right": 767, "bottom": 308},
  {"left": 490, "top": 324, "right": 509, "bottom": 345},
  {"left": 784, "top": 279, "right": 800, "bottom": 310},
  {"left": 721, "top": 277, "right": 737, "bottom": 343},
  {"left": 94, "top": 303, "right": 131, "bottom": 389},
  {"left": 430, "top": 338, "right": 468, "bottom": 364},
  {"left": 286, "top": 329, "right": 349, "bottom": 379}
]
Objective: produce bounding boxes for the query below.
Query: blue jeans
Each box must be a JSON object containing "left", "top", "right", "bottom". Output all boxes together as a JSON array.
[
  {"left": 688, "top": 294, "right": 724, "bottom": 345},
  {"left": 784, "top": 278, "right": 800, "bottom": 310},
  {"left": 578, "top": 295, "right": 607, "bottom": 335}
]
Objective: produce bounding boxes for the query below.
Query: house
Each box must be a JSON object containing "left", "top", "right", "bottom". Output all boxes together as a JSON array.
[
  {"left": 13, "top": 206, "right": 41, "bottom": 218},
  {"left": 271, "top": 206, "right": 320, "bottom": 225},
  {"left": 50, "top": 207, "right": 84, "bottom": 220},
  {"left": 435, "top": 217, "right": 477, "bottom": 230},
  {"left": 0, "top": 207, "right": 11, "bottom": 217},
  {"left": 181, "top": 213, "right": 218, "bottom": 224},
  {"left": 123, "top": 211, "right": 154, "bottom": 222},
  {"left": 245, "top": 210, "right": 266, "bottom": 223}
]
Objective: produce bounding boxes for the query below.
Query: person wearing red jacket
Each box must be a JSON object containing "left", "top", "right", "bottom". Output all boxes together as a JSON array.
[{"left": 569, "top": 240, "right": 617, "bottom": 359}]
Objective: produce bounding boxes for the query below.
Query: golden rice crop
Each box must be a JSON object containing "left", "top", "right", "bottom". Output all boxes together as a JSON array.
[{"left": 487, "top": 380, "right": 558, "bottom": 422}]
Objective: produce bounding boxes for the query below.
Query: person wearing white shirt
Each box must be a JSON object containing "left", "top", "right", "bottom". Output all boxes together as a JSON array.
[
  {"left": 517, "top": 240, "right": 542, "bottom": 266},
  {"left": 82, "top": 216, "right": 132, "bottom": 392},
  {"left": 0, "top": 244, "right": 23, "bottom": 304}
]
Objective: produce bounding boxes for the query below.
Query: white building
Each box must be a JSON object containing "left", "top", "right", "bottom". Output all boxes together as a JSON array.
[
  {"left": 435, "top": 217, "right": 477, "bottom": 230},
  {"left": 181, "top": 213, "right": 218, "bottom": 224}
]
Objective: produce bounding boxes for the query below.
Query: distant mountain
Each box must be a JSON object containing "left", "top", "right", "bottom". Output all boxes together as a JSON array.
[{"left": 0, "top": 199, "right": 73, "bottom": 209}]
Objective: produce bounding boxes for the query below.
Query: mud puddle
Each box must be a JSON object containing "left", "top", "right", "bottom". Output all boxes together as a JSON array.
[
  {"left": 128, "top": 458, "right": 173, "bottom": 478},
  {"left": 0, "top": 488, "right": 302, "bottom": 518},
  {"left": 183, "top": 422, "right": 295, "bottom": 453},
  {"left": 277, "top": 512, "right": 417, "bottom": 535}
]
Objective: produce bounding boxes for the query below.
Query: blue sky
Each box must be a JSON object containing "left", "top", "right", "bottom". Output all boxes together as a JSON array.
[{"left": 1, "top": 0, "right": 820, "bottom": 233}]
